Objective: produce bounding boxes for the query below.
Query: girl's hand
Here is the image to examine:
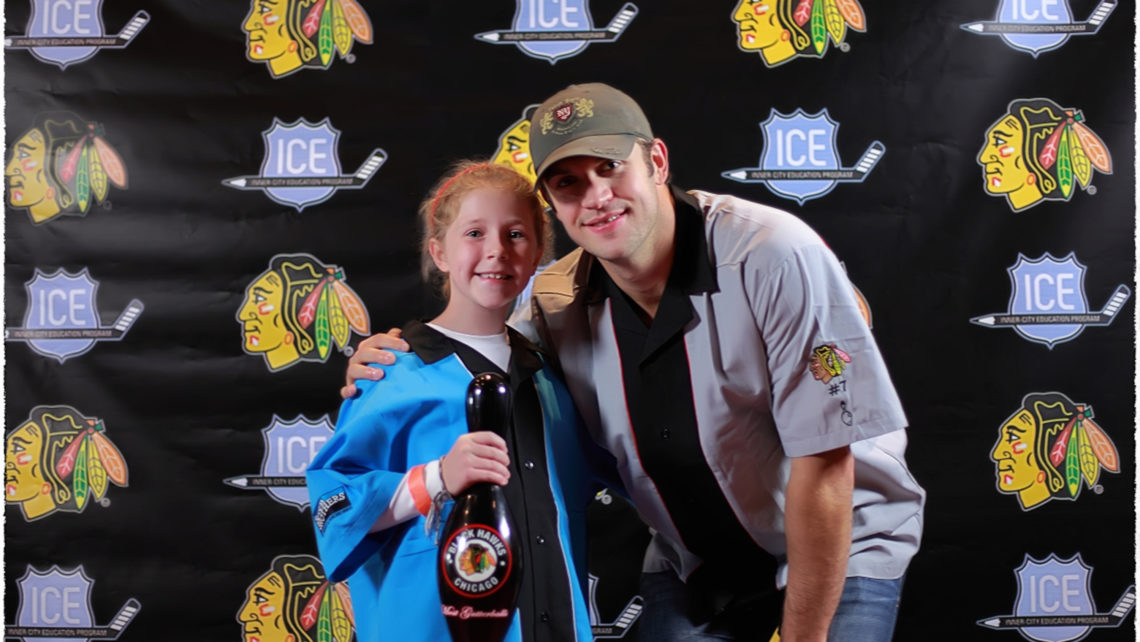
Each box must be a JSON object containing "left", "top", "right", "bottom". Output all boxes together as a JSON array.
[{"left": 441, "top": 432, "right": 511, "bottom": 494}]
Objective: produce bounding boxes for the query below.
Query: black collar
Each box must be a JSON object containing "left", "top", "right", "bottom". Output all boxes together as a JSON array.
[
  {"left": 589, "top": 186, "right": 719, "bottom": 361},
  {"left": 402, "top": 320, "right": 545, "bottom": 390}
]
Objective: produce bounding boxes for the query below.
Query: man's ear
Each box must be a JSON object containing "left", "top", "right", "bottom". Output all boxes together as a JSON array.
[
  {"left": 650, "top": 138, "right": 670, "bottom": 185},
  {"left": 428, "top": 237, "right": 449, "bottom": 273}
]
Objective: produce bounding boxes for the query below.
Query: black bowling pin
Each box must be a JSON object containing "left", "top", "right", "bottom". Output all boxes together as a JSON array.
[{"left": 438, "top": 372, "right": 523, "bottom": 642}]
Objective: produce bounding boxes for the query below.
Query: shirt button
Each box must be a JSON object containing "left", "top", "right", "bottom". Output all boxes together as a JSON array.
[
  {"left": 524, "top": 460, "right": 535, "bottom": 470},
  {"left": 540, "top": 612, "right": 550, "bottom": 622},
  {"left": 661, "top": 426, "right": 670, "bottom": 439},
  {"left": 536, "top": 535, "right": 545, "bottom": 544}
]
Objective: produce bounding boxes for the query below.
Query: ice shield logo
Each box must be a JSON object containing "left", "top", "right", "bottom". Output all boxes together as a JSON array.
[
  {"left": 10, "top": 566, "right": 140, "bottom": 641},
  {"left": 970, "top": 253, "right": 1131, "bottom": 348},
  {"left": 1009, "top": 254, "right": 1087, "bottom": 346},
  {"left": 962, "top": 0, "right": 1116, "bottom": 57},
  {"left": 224, "top": 118, "right": 386, "bottom": 211},
  {"left": 722, "top": 109, "right": 884, "bottom": 204},
  {"left": 6, "top": 0, "right": 149, "bottom": 69},
  {"left": 224, "top": 415, "right": 332, "bottom": 510},
  {"left": 475, "top": 0, "right": 638, "bottom": 63},
  {"left": 978, "top": 554, "right": 1137, "bottom": 640},
  {"left": 7, "top": 268, "right": 144, "bottom": 363},
  {"left": 263, "top": 119, "right": 342, "bottom": 209}
]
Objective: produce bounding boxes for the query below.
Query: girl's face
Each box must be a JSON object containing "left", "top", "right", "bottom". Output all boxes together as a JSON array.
[{"left": 430, "top": 187, "right": 542, "bottom": 327}]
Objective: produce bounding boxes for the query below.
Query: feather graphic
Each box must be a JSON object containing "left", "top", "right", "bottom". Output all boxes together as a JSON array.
[
  {"left": 331, "top": 279, "right": 369, "bottom": 334},
  {"left": 92, "top": 431, "right": 128, "bottom": 485},
  {"left": 59, "top": 139, "right": 86, "bottom": 183},
  {"left": 1057, "top": 127, "right": 1074, "bottom": 198},
  {"left": 1038, "top": 126, "right": 1062, "bottom": 169},
  {"left": 330, "top": 589, "right": 353, "bottom": 642},
  {"left": 1072, "top": 122, "right": 1111, "bottom": 172},
  {"left": 1049, "top": 420, "right": 1073, "bottom": 467},
  {"left": 74, "top": 439, "right": 90, "bottom": 510},
  {"left": 327, "top": 286, "right": 350, "bottom": 348},
  {"left": 301, "top": 583, "right": 329, "bottom": 629},
  {"left": 1081, "top": 417, "right": 1119, "bottom": 472},
  {"left": 835, "top": 0, "right": 865, "bottom": 30},
  {"left": 1075, "top": 423, "right": 1099, "bottom": 488},
  {"left": 339, "top": 0, "right": 372, "bottom": 43},
  {"left": 1064, "top": 430, "right": 1081, "bottom": 497},
  {"left": 76, "top": 146, "right": 91, "bottom": 213},
  {"left": 811, "top": 0, "right": 827, "bottom": 53},
  {"left": 824, "top": 0, "right": 845, "bottom": 44},
  {"left": 1067, "top": 127, "right": 1092, "bottom": 187},
  {"left": 89, "top": 148, "right": 109, "bottom": 201},
  {"left": 316, "top": 285, "right": 332, "bottom": 359},
  {"left": 92, "top": 137, "right": 126, "bottom": 187},
  {"left": 333, "top": 582, "right": 355, "bottom": 626},
  {"left": 332, "top": 0, "right": 352, "bottom": 56},
  {"left": 56, "top": 436, "right": 84, "bottom": 479},
  {"left": 87, "top": 436, "right": 109, "bottom": 499},
  {"left": 319, "top": 1, "right": 335, "bottom": 66},
  {"left": 317, "top": 590, "right": 334, "bottom": 642},
  {"left": 298, "top": 281, "right": 328, "bottom": 329},
  {"left": 794, "top": 0, "right": 813, "bottom": 26},
  {"left": 303, "top": 0, "right": 327, "bottom": 38}
]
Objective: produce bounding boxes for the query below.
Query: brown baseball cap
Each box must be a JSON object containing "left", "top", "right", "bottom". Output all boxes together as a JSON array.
[{"left": 529, "top": 83, "right": 653, "bottom": 182}]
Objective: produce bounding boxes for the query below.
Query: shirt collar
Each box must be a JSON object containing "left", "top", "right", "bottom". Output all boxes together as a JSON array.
[{"left": 403, "top": 319, "right": 545, "bottom": 385}]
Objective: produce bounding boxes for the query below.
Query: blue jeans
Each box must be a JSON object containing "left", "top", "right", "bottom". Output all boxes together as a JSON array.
[{"left": 637, "top": 571, "right": 903, "bottom": 641}]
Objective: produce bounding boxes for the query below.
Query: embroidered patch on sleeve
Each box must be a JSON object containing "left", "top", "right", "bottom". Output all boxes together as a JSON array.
[
  {"left": 809, "top": 343, "right": 851, "bottom": 385},
  {"left": 314, "top": 488, "right": 351, "bottom": 533}
]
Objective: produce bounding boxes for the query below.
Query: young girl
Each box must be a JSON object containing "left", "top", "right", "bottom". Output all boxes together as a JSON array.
[{"left": 306, "top": 161, "right": 598, "bottom": 641}]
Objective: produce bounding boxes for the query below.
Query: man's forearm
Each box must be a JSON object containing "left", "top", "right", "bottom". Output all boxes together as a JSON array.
[{"left": 781, "top": 446, "right": 855, "bottom": 642}]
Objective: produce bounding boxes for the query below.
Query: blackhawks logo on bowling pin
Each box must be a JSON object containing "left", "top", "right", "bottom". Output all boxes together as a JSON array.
[{"left": 441, "top": 525, "right": 514, "bottom": 601}]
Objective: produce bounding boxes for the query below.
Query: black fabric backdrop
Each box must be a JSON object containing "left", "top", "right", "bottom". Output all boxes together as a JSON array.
[{"left": 3, "top": 1, "right": 1135, "bottom": 640}]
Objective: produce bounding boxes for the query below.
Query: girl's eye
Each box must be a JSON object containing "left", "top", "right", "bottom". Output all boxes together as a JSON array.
[
  {"left": 465, "top": 230, "right": 482, "bottom": 238},
  {"left": 509, "top": 230, "right": 525, "bottom": 239}
]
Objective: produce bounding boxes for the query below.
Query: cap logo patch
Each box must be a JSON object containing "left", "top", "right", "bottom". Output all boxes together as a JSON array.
[{"left": 541, "top": 97, "right": 595, "bottom": 135}]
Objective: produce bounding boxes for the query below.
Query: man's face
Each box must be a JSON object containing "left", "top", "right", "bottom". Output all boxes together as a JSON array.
[
  {"left": 540, "top": 141, "right": 669, "bottom": 268},
  {"left": 238, "top": 271, "right": 287, "bottom": 355}
]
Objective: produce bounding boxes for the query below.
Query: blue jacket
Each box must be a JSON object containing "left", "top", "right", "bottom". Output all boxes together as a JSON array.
[{"left": 307, "top": 322, "right": 599, "bottom": 641}]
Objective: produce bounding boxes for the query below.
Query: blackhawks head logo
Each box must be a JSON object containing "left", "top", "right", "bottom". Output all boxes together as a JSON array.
[
  {"left": 6, "top": 113, "right": 127, "bottom": 224},
  {"left": 5, "top": 406, "right": 128, "bottom": 522},
  {"left": 978, "top": 98, "right": 1111, "bottom": 212},
  {"left": 243, "top": 0, "right": 373, "bottom": 78},
  {"left": 238, "top": 555, "right": 355, "bottom": 642},
  {"left": 990, "top": 392, "right": 1119, "bottom": 511},
  {"left": 237, "top": 253, "right": 370, "bottom": 372},
  {"left": 732, "top": 0, "right": 866, "bottom": 67}
]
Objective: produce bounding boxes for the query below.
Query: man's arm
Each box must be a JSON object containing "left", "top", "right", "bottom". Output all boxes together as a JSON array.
[
  {"left": 781, "top": 445, "right": 854, "bottom": 642},
  {"left": 341, "top": 328, "right": 410, "bottom": 399}
]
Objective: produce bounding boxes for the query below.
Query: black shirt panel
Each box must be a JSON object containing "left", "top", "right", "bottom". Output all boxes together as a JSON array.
[{"left": 403, "top": 321, "right": 577, "bottom": 641}]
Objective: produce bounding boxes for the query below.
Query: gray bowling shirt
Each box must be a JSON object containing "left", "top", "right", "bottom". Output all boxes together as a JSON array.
[{"left": 510, "top": 187, "right": 925, "bottom": 589}]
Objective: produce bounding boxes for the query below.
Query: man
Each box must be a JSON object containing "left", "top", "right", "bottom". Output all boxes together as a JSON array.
[{"left": 345, "top": 83, "right": 925, "bottom": 641}]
